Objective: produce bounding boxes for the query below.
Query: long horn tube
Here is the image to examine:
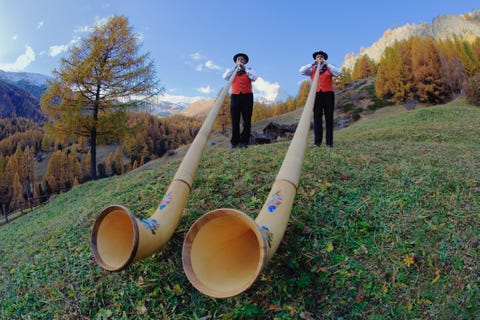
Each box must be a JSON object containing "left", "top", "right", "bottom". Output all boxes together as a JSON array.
[
  {"left": 182, "top": 62, "right": 321, "bottom": 298},
  {"left": 91, "top": 68, "right": 238, "bottom": 271}
]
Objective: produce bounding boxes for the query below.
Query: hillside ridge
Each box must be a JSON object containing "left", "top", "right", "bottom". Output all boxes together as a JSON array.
[
  {"left": 1, "top": 101, "right": 479, "bottom": 318},
  {"left": 342, "top": 9, "right": 480, "bottom": 70}
]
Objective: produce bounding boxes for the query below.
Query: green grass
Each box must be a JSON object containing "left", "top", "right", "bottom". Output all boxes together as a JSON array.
[{"left": 1, "top": 101, "right": 479, "bottom": 319}]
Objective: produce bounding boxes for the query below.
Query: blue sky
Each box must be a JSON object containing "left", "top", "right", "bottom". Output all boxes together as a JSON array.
[{"left": 0, "top": 0, "right": 478, "bottom": 104}]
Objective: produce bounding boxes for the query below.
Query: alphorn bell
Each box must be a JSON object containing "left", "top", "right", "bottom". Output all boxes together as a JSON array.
[
  {"left": 182, "top": 61, "right": 322, "bottom": 298},
  {"left": 91, "top": 67, "right": 238, "bottom": 271}
]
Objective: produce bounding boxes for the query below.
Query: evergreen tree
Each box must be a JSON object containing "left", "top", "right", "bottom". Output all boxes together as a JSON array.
[
  {"left": 0, "top": 154, "right": 6, "bottom": 183},
  {"left": 24, "top": 147, "right": 38, "bottom": 205},
  {"left": 69, "top": 147, "right": 83, "bottom": 184},
  {"left": 40, "top": 16, "right": 162, "bottom": 180},
  {"left": 410, "top": 37, "right": 446, "bottom": 104},
  {"left": 465, "top": 72, "right": 480, "bottom": 106},
  {"left": 454, "top": 37, "right": 480, "bottom": 77},
  {"left": 295, "top": 80, "right": 310, "bottom": 108},
  {"left": 214, "top": 92, "right": 231, "bottom": 134},
  {"left": 284, "top": 98, "right": 296, "bottom": 113},
  {"left": 81, "top": 151, "right": 92, "bottom": 181},
  {"left": 351, "top": 55, "right": 377, "bottom": 80},
  {"left": 337, "top": 67, "right": 352, "bottom": 89},
  {"left": 251, "top": 102, "right": 267, "bottom": 123},
  {"left": 4, "top": 154, "right": 18, "bottom": 196},
  {"left": 113, "top": 147, "right": 125, "bottom": 175},
  {"left": 11, "top": 172, "right": 23, "bottom": 210},
  {"left": 375, "top": 44, "right": 412, "bottom": 103},
  {"left": 437, "top": 38, "right": 466, "bottom": 98},
  {"left": 42, "top": 150, "right": 80, "bottom": 193}
]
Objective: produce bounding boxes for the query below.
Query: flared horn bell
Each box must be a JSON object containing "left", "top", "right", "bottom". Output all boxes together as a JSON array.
[
  {"left": 91, "top": 67, "right": 238, "bottom": 271},
  {"left": 182, "top": 62, "right": 322, "bottom": 297}
]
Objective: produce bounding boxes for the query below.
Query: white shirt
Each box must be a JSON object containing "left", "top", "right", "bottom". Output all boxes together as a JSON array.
[
  {"left": 223, "top": 66, "right": 258, "bottom": 81},
  {"left": 299, "top": 63, "right": 341, "bottom": 77}
]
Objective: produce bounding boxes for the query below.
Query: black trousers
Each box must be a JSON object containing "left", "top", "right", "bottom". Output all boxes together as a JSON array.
[
  {"left": 230, "top": 93, "right": 253, "bottom": 146},
  {"left": 313, "top": 91, "right": 335, "bottom": 146}
]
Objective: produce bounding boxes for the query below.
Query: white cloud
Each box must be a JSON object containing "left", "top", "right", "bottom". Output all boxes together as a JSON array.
[
  {"left": 205, "top": 60, "right": 221, "bottom": 70},
  {"left": 190, "top": 52, "right": 205, "bottom": 60},
  {"left": 48, "top": 38, "right": 80, "bottom": 57},
  {"left": 94, "top": 16, "right": 111, "bottom": 29},
  {"left": 155, "top": 93, "right": 203, "bottom": 104},
  {"left": 12, "top": 34, "right": 18, "bottom": 40},
  {"left": 73, "top": 16, "right": 111, "bottom": 34},
  {"left": 37, "top": 21, "right": 44, "bottom": 29},
  {"left": 48, "top": 44, "right": 68, "bottom": 57},
  {"left": 74, "top": 25, "right": 91, "bottom": 33},
  {"left": 194, "top": 60, "right": 221, "bottom": 72},
  {"left": 47, "top": 16, "right": 138, "bottom": 59},
  {"left": 0, "top": 45, "right": 35, "bottom": 71},
  {"left": 50, "top": 16, "right": 134, "bottom": 59},
  {"left": 188, "top": 52, "right": 222, "bottom": 72},
  {"left": 253, "top": 77, "right": 281, "bottom": 102},
  {"left": 197, "top": 85, "right": 213, "bottom": 94},
  {"left": 136, "top": 32, "right": 145, "bottom": 41}
]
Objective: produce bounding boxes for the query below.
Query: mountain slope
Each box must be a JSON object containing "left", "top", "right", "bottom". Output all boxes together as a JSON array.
[
  {"left": 0, "top": 79, "right": 46, "bottom": 122},
  {"left": 179, "top": 98, "right": 215, "bottom": 118},
  {"left": 0, "top": 70, "right": 51, "bottom": 99},
  {"left": 1, "top": 100, "right": 479, "bottom": 319}
]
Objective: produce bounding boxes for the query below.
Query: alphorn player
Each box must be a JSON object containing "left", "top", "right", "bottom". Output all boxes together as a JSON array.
[
  {"left": 223, "top": 53, "right": 258, "bottom": 149},
  {"left": 299, "top": 50, "right": 341, "bottom": 148}
]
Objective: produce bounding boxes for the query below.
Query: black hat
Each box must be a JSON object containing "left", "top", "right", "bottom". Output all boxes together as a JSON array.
[
  {"left": 233, "top": 53, "right": 249, "bottom": 64},
  {"left": 312, "top": 50, "right": 328, "bottom": 60}
]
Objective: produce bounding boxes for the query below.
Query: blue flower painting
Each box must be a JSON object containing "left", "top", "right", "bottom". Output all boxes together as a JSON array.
[
  {"left": 159, "top": 192, "right": 172, "bottom": 210},
  {"left": 140, "top": 218, "right": 160, "bottom": 235},
  {"left": 261, "top": 225, "right": 273, "bottom": 248},
  {"left": 266, "top": 191, "right": 282, "bottom": 212}
]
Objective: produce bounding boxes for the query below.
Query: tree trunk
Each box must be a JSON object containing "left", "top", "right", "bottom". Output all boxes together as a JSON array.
[
  {"left": 2, "top": 204, "right": 7, "bottom": 223},
  {"left": 90, "top": 128, "right": 97, "bottom": 180}
]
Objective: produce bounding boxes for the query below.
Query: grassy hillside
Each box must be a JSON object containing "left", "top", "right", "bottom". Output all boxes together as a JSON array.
[{"left": 1, "top": 99, "right": 479, "bottom": 319}]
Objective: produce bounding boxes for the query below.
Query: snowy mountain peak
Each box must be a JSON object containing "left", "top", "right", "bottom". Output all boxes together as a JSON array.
[{"left": 0, "top": 70, "right": 52, "bottom": 86}]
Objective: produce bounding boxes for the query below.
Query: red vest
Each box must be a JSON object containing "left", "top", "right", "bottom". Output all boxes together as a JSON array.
[
  {"left": 232, "top": 72, "right": 253, "bottom": 94},
  {"left": 311, "top": 66, "right": 334, "bottom": 92}
]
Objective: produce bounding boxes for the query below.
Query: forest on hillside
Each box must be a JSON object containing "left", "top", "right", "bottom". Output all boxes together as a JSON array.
[
  {"left": 0, "top": 113, "right": 203, "bottom": 215},
  {"left": 1, "top": 32, "right": 479, "bottom": 220},
  {"left": 347, "top": 36, "right": 480, "bottom": 106}
]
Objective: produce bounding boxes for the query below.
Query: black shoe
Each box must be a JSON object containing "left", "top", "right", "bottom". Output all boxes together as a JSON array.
[
  {"left": 326, "top": 144, "right": 333, "bottom": 148},
  {"left": 241, "top": 143, "right": 248, "bottom": 149},
  {"left": 231, "top": 143, "right": 237, "bottom": 149},
  {"left": 314, "top": 143, "right": 321, "bottom": 147}
]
